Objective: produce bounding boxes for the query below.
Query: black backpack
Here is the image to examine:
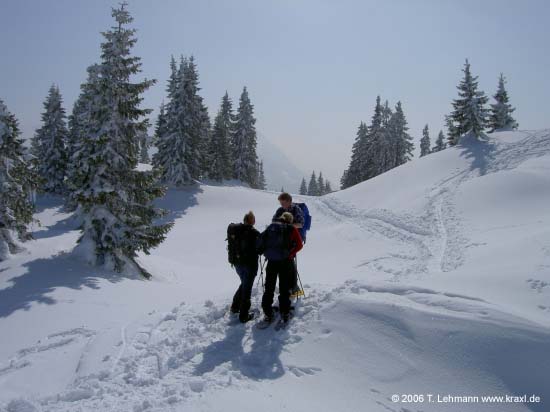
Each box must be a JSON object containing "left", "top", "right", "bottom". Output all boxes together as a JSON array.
[
  {"left": 259, "top": 223, "right": 292, "bottom": 261},
  {"left": 227, "top": 223, "right": 254, "bottom": 265}
]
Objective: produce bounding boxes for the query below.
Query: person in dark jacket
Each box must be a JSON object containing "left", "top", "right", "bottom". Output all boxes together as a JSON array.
[
  {"left": 272, "top": 192, "right": 304, "bottom": 296},
  {"left": 259, "top": 212, "right": 303, "bottom": 323},
  {"left": 230, "top": 211, "right": 260, "bottom": 323}
]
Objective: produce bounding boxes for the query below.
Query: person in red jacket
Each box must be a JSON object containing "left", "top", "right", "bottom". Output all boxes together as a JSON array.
[{"left": 259, "top": 212, "right": 303, "bottom": 323}]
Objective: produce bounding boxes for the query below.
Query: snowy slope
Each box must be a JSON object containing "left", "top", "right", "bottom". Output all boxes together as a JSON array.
[{"left": 1, "top": 130, "right": 549, "bottom": 412}]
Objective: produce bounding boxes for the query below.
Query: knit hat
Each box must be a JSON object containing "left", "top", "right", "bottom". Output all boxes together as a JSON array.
[{"left": 280, "top": 212, "right": 294, "bottom": 224}]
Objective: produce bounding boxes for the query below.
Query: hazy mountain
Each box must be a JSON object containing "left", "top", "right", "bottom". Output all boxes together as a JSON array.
[{"left": 257, "top": 132, "right": 305, "bottom": 193}]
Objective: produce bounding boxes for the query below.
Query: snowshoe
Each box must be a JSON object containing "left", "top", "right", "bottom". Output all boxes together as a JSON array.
[{"left": 290, "top": 288, "right": 305, "bottom": 299}]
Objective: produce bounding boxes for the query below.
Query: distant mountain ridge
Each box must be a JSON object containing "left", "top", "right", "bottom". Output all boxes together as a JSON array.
[{"left": 257, "top": 133, "right": 305, "bottom": 193}]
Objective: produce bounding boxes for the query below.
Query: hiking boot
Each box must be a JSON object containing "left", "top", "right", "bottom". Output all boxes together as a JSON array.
[
  {"left": 281, "top": 313, "right": 290, "bottom": 323},
  {"left": 239, "top": 312, "right": 255, "bottom": 323}
]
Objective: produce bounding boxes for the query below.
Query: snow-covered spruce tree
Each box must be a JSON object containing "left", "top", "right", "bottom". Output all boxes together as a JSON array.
[
  {"left": 388, "top": 101, "right": 414, "bottom": 168},
  {"left": 72, "top": 4, "right": 171, "bottom": 277},
  {"left": 257, "top": 160, "right": 267, "bottom": 190},
  {"left": 153, "top": 56, "right": 192, "bottom": 186},
  {"left": 420, "top": 124, "right": 431, "bottom": 157},
  {"left": 307, "top": 171, "right": 318, "bottom": 196},
  {"left": 182, "top": 56, "right": 211, "bottom": 180},
  {"left": 232, "top": 87, "right": 259, "bottom": 188},
  {"left": 447, "top": 59, "right": 489, "bottom": 145},
  {"left": 432, "top": 130, "right": 447, "bottom": 153},
  {"left": 208, "top": 92, "right": 234, "bottom": 181},
  {"left": 66, "top": 65, "right": 101, "bottom": 205},
  {"left": 364, "top": 96, "right": 387, "bottom": 179},
  {"left": 488, "top": 73, "right": 518, "bottom": 132},
  {"left": 32, "top": 85, "right": 68, "bottom": 194},
  {"left": 299, "top": 177, "right": 307, "bottom": 195},
  {"left": 153, "top": 56, "right": 193, "bottom": 187},
  {"left": 0, "top": 99, "right": 37, "bottom": 259},
  {"left": 382, "top": 100, "right": 392, "bottom": 127},
  {"left": 341, "top": 121, "right": 369, "bottom": 189},
  {"left": 317, "top": 172, "right": 325, "bottom": 196},
  {"left": 379, "top": 100, "right": 394, "bottom": 172}
]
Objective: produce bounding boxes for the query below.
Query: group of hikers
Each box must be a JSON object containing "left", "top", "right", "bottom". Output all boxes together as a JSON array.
[{"left": 227, "top": 192, "right": 311, "bottom": 326}]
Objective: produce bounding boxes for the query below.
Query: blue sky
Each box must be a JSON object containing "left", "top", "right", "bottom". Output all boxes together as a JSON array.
[{"left": 1, "top": 0, "right": 549, "bottom": 185}]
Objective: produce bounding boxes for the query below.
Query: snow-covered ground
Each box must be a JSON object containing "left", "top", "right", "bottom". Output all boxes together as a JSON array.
[{"left": 1, "top": 130, "right": 549, "bottom": 412}]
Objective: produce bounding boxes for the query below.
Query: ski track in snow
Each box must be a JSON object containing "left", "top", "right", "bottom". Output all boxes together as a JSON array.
[
  {"left": 314, "top": 130, "right": 550, "bottom": 279},
  {"left": 0, "top": 328, "right": 96, "bottom": 379}
]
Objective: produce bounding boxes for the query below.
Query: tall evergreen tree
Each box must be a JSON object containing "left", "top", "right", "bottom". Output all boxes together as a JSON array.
[
  {"left": 232, "top": 87, "right": 259, "bottom": 188},
  {"left": 257, "top": 160, "right": 267, "bottom": 190},
  {"left": 299, "top": 177, "right": 308, "bottom": 195},
  {"left": 66, "top": 65, "right": 101, "bottom": 204},
  {"left": 447, "top": 59, "right": 488, "bottom": 145},
  {"left": 32, "top": 85, "right": 68, "bottom": 194},
  {"left": 364, "top": 96, "right": 387, "bottom": 178},
  {"left": 317, "top": 172, "right": 325, "bottom": 195},
  {"left": 208, "top": 92, "right": 234, "bottom": 181},
  {"left": 153, "top": 56, "right": 192, "bottom": 185},
  {"left": 432, "top": 130, "right": 447, "bottom": 152},
  {"left": 388, "top": 101, "right": 414, "bottom": 168},
  {"left": 182, "top": 56, "right": 211, "bottom": 180},
  {"left": 0, "top": 99, "right": 36, "bottom": 259},
  {"left": 382, "top": 100, "right": 393, "bottom": 127},
  {"left": 72, "top": 3, "right": 171, "bottom": 276},
  {"left": 489, "top": 73, "right": 518, "bottom": 132},
  {"left": 420, "top": 124, "right": 431, "bottom": 157},
  {"left": 342, "top": 97, "right": 414, "bottom": 189},
  {"left": 341, "top": 121, "right": 368, "bottom": 189},
  {"left": 307, "top": 171, "right": 318, "bottom": 196}
]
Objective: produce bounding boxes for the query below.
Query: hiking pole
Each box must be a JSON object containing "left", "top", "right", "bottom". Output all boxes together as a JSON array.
[
  {"left": 295, "top": 256, "right": 306, "bottom": 299},
  {"left": 257, "top": 256, "right": 265, "bottom": 292}
]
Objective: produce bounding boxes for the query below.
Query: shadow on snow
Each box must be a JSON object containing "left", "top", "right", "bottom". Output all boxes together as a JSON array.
[
  {"left": 458, "top": 133, "right": 497, "bottom": 177},
  {"left": 194, "top": 322, "right": 287, "bottom": 380},
  {"left": 0, "top": 253, "right": 125, "bottom": 318},
  {"left": 155, "top": 185, "right": 203, "bottom": 226}
]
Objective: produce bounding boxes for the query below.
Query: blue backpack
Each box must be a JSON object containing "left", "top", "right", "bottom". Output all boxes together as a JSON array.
[{"left": 296, "top": 203, "right": 312, "bottom": 242}]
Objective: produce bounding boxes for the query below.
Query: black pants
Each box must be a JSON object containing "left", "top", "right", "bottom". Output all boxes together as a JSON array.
[
  {"left": 231, "top": 264, "right": 258, "bottom": 320},
  {"left": 261, "top": 259, "right": 294, "bottom": 316}
]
